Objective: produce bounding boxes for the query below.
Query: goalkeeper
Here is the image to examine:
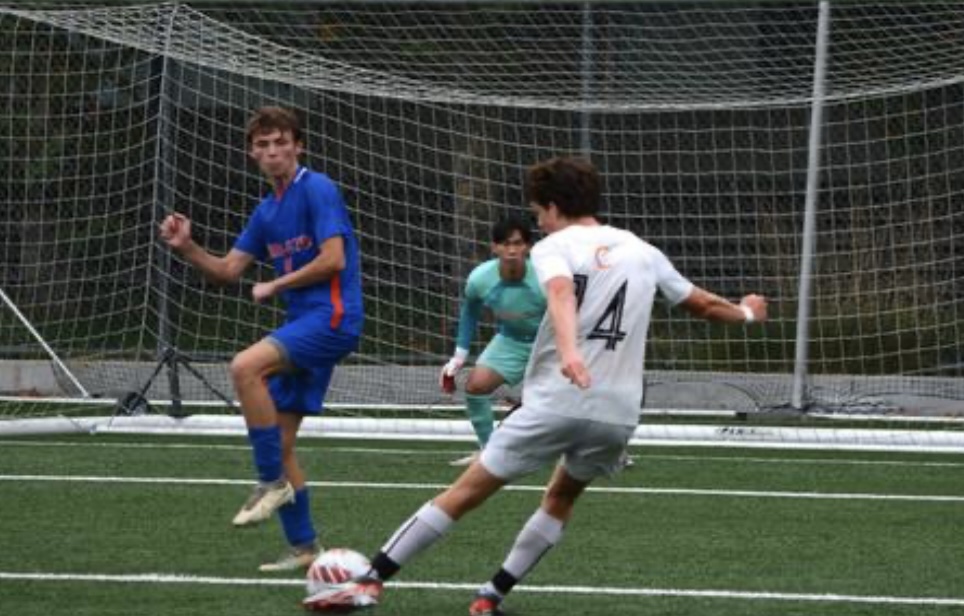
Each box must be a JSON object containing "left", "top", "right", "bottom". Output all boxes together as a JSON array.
[{"left": 440, "top": 216, "right": 546, "bottom": 466}]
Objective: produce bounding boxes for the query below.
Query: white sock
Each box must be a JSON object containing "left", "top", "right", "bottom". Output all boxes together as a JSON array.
[
  {"left": 380, "top": 501, "right": 454, "bottom": 565},
  {"left": 502, "top": 508, "right": 564, "bottom": 580}
]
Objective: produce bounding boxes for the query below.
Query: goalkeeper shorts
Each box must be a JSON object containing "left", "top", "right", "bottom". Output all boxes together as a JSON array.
[{"left": 476, "top": 334, "right": 533, "bottom": 386}]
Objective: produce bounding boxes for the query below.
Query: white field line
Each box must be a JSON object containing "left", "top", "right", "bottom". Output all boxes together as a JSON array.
[
  {"left": 0, "top": 439, "right": 453, "bottom": 455},
  {"left": 0, "top": 473, "right": 962, "bottom": 502},
  {"left": 0, "top": 571, "right": 962, "bottom": 607},
  {"left": 2, "top": 438, "right": 963, "bottom": 468}
]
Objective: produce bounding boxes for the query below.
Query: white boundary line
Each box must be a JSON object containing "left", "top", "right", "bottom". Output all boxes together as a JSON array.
[
  {"left": 3, "top": 438, "right": 964, "bottom": 467},
  {"left": 0, "top": 571, "right": 962, "bottom": 607},
  {"left": 1, "top": 473, "right": 962, "bottom": 502}
]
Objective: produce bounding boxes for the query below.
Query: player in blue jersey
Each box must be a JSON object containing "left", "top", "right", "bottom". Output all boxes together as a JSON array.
[
  {"left": 158, "top": 106, "right": 363, "bottom": 572},
  {"left": 440, "top": 217, "right": 546, "bottom": 466}
]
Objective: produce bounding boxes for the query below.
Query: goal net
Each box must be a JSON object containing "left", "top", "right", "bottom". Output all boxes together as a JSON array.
[{"left": 1, "top": 1, "right": 962, "bottom": 449}]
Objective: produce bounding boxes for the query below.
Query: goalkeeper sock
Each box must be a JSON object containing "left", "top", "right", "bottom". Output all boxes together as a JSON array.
[
  {"left": 375, "top": 501, "right": 453, "bottom": 577},
  {"left": 497, "top": 508, "right": 564, "bottom": 590},
  {"left": 279, "top": 487, "right": 316, "bottom": 548},
  {"left": 247, "top": 424, "right": 283, "bottom": 483},
  {"left": 466, "top": 394, "right": 494, "bottom": 446}
]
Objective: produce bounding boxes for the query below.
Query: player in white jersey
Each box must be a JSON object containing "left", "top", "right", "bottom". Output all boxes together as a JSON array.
[
  {"left": 517, "top": 219, "right": 693, "bottom": 429},
  {"left": 305, "top": 156, "right": 767, "bottom": 615}
]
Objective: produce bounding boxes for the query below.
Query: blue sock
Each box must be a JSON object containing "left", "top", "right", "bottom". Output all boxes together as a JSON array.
[
  {"left": 247, "top": 425, "right": 282, "bottom": 483},
  {"left": 280, "top": 487, "right": 317, "bottom": 547}
]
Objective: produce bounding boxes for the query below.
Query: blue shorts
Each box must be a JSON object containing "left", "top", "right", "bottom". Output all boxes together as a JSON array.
[{"left": 265, "top": 311, "right": 360, "bottom": 414}]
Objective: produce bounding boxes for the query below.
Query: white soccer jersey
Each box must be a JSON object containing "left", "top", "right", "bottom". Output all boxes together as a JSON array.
[{"left": 524, "top": 224, "right": 694, "bottom": 426}]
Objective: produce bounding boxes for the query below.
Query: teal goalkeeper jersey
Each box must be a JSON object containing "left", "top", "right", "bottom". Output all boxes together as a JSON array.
[{"left": 456, "top": 258, "right": 547, "bottom": 349}]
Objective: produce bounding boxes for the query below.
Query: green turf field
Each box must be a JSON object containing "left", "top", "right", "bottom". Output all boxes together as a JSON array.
[{"left": 1, "top": 434, "right": 963, "bottom": 616}]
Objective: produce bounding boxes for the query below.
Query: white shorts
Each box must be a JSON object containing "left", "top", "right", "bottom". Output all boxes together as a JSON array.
[{"left": 479, "top": 406, "right": 636, "bottom": 483}]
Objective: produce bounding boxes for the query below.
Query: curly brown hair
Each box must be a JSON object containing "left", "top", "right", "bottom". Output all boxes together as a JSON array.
[{"left": 524, "top": 156, "right": 601, "bottom": 218}]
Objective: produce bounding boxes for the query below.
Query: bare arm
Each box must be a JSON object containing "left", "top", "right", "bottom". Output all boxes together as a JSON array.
[
  {"left": 252, "top": 235, "right": 346, "bottom": 302},
  {"left": 545, "top": 276, "right": 590, "bottom": 389},
  {"left": 159, "top": 213, "right": 253, "bottom": 285},
  {"left": 678, "top": 287, "right": 767, "bottom": 323},
  {"left": 177, "top": 244, "right": 253, "bottom": 286}
]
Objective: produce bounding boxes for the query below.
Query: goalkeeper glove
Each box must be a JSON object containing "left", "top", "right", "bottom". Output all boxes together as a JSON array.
[{"left": 439, "top": 348, "right": 469, "bottom": 393}]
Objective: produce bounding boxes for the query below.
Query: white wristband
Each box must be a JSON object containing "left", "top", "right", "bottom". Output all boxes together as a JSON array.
[
  {"left": 453, "top": 347, "right": 469, "bottom": 361},
  {"left": 740, "top": 304, "right": 755, "bottom": 324}
]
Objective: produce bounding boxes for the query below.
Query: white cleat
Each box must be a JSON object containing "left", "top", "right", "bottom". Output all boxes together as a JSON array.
[
  {"left": 259, "top": 542, "right": 321, "bottom": 573},
  {"left": 303, "top": 577, "right": 383, "bottom": 612},
  {"left": 616, "top": 450, "right": 635, "bottom": 472},
  {"left": 232, "top": 479, "right": 295, "bottom": 527}
]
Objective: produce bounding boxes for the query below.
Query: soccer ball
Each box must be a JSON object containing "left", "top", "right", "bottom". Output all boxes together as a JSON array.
[{"left": 306, "top": 548, "right": 371, "bottom": 596}]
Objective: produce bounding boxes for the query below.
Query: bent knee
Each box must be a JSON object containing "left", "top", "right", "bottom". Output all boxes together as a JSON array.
[
  {"left": 230, "top": 345, "right": 282, "bottom": 384},
  {"left": 229, "top": 354, "right": 259, "bottom": 384},
  {"left": 464, "top": 381, "right": 493, "bottom": 396}
]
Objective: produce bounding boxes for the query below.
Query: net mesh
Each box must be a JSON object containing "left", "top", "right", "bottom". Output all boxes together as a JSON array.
[{"left": 1, "top": 1, "right": 962, "bottom": 420}]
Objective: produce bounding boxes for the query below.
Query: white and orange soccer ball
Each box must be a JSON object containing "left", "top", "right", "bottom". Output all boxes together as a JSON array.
[{"left": 305, "top": 548, "right": 371, "bottom": 596}]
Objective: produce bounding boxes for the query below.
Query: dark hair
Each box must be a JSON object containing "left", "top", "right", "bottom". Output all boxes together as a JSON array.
[
  {"left": 491, "top": 215, "right": 533, "bottom": 245},
  {"left": 524, "top": 156, "right": 601, "bottom": 218},
  {"left": 246, "top": 106, "right": 303, "bottom": 146}
]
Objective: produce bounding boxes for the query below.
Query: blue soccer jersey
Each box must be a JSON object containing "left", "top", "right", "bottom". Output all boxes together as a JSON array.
[{"left": 234, "top": 167, "right": 363, "bottom": 335}]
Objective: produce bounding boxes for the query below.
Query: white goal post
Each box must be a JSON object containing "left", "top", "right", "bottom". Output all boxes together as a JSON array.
[{"left": 1, "top": 1, "right": 962, "bottom": 449}]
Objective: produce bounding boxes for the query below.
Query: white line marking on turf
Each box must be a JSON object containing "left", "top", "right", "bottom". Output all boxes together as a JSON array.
[
  {"left": 2, "top": 439, "right": 963, "bottom": 468},
  {"left": 0, "top": 571, "right": 962, "bottom": 606},
  {"left": 0, "top": 439, "right": 460, "bottom": 456},
  {"left": 637, "top": 453, "right": 964, "bottom": 469},
  {"left": 0, "top": 473, "right": 962, "bottom": 502}
]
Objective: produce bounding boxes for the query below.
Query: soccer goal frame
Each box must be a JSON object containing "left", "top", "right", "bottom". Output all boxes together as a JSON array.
[{"left": 1, "top": 0, "right": 963, "bottom": 450}]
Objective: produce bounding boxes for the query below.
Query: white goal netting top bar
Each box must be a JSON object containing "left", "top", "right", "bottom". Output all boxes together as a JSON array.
[{"left": 9, "top": 2, "right": 964, "bottom": 110}]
